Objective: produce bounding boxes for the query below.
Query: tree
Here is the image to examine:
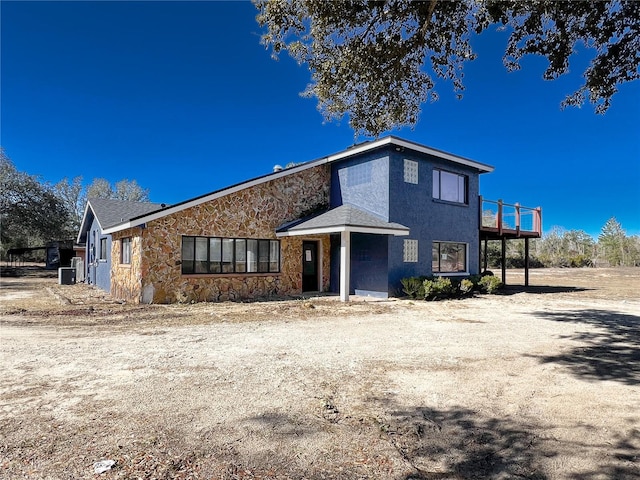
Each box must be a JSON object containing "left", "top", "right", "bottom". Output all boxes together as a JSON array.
[
  {"left": 598, "top": 216, "right": 626, "bottom": 266},
  {"left": 255, "top": 0, "right": 640, "bottom": 137},
  {"left": 86, "top": 178, "right": 150, "bottom": 202},
  {"left": 0, "top": 149, "right": 72, "bottom": 256},
  {"left": 54, "top": 176, "right": 85, "bottom": 234}
]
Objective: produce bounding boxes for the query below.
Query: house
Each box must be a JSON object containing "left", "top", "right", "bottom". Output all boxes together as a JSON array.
[
  {"left": 80, "top": 136, "right": 541, "bottom": 304},
  {"left": 76, "top": 198, "right": 166, "bottom": 293}
]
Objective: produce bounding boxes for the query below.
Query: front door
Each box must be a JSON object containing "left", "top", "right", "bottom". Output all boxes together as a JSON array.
[{"left": 302, "top": 241, "right": 319, "bottom": 292}]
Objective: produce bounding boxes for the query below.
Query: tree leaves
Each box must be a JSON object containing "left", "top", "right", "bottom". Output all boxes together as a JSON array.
[{"left": 255, "top": 0, "right": 639, "bottom": 137}]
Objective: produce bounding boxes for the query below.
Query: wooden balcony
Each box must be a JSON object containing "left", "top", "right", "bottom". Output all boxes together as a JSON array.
[
  {"left": 479, "top": 197, "right": 542, "bottom": 286},
  {"left": 479, "top": 197, "right": 542, "bottom": 240}
]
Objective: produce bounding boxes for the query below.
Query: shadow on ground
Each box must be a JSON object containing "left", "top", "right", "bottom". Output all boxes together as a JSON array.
[
  {"left": 499, "top": 285, "right": 590, "bottom": 295},
  {"left": 529, "top": 309, "right": 640, "bottom": 385}
]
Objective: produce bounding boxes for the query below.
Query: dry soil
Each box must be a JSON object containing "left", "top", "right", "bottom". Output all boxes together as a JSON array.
[{"left": 1, "top": 267, "right": 639, "bottom": 479}]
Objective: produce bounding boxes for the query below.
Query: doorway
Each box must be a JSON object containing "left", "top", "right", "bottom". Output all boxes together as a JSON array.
[{"left": 302, "top": 241, "right": 319, "bottom": 292}]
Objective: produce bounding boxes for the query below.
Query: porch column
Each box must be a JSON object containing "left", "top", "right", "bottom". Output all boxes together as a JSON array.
[{"left": 340, "top": 230, "right": 351, "bottom": 302}]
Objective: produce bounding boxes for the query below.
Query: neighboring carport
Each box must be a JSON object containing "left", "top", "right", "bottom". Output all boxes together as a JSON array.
[{"left": 277, "top": 204, "right": 410, "bottom": 301}]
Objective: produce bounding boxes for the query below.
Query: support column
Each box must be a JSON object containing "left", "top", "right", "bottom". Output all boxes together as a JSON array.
[
  {"left": 501, "top": 237, "right": 507, "bottom": 285},
  {"left": 524, "top": 237, "right": 530, "bottom": 287},
  {"left": 340, "top": 230, "right": 351, "bottom": 302}
]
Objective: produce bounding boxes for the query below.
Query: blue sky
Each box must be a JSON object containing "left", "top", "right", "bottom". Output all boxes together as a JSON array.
[{"left": 2, "top": 1, "right": 639, "bottom": 237}]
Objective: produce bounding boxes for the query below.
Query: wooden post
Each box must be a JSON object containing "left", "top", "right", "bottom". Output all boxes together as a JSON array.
[
  {"left": 497, "top": 199, "right": 503, "bottom": 235},
  {"left": 483, "top": 238, "right": 488, "bottom": 272},
  {"left": 524, "top": 237, "right": 530, "bottom": 287},
  {"left": 515, "top": 202, "right": 521, "bottom": 237},
  {"left": 501, "top": 236, "right": 507, "bottom": 285}
]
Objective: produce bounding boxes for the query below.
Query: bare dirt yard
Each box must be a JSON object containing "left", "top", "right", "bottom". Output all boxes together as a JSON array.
[{"left": 1, "top": 267, "right": 638, "bottom": 480}]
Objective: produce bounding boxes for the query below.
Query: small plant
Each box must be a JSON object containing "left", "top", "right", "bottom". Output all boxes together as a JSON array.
[
  {"left": 401, "top": 277, "right": 424, "bottom": 299},
  {"left": 423, "top": 276, "right": 455, "bottom": 300},
  {"left": 459, "top": 278, "right": 474, "bottom": 296},
  {"left": 478, "top": 274, "right": 503, "bottom": 294}
]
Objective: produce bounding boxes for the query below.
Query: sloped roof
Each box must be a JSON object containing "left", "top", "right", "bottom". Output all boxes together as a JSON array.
[
  {"left": 103, "top": 136, "right": 493, "bottom": 234},
  {"left": 276, "top": 204, "right": 410, "bottom": 236},
  {"left": 76, "top": 198, "right": 165, "bottom": 243}
]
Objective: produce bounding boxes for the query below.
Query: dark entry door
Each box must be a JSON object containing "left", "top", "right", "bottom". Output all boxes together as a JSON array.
[{"left": 302, "top": 241, "right": 319, "bottom": 292}]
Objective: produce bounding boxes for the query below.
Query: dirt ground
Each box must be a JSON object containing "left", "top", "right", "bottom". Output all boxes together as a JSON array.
[{"left": 1, "top": 267, "right": 638, "bottom": 479}]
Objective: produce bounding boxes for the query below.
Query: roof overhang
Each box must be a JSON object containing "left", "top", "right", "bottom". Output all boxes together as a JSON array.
[
  {"left": 276, "top": 204, "right": 410, "bottom": 238},
  {"left": 276, "top": 225, "right": 410, "bottom": 237}
]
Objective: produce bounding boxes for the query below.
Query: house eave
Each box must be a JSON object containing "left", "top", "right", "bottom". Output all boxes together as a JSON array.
[{"left": 276, "top": 225, "right": 410, "bottom": 237}]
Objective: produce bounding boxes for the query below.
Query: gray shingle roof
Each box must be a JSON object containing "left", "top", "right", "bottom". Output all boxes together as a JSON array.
[
  {"left": 277, "top": 204, "right": 409, "bottom": 234},
  {"left": 88, "top": 198, "right": 165, "bottom": 229}
]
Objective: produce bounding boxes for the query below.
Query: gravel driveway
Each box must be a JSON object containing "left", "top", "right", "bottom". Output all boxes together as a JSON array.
[{"left": 1, "top": 268, "right": 639, "bottom": 479}]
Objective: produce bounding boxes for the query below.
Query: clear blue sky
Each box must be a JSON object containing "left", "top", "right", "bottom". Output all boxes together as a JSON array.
[{"left": 2, "top": 1, "right": 639, "bottom": 237}]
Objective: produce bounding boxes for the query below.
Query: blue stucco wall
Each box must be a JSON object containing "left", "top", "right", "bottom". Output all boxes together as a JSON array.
[
  {"left": 330, "top": 150, "right": 391, "bottom": 294},
  {"left": 387, "top": 149, "right": 481, "bottom": 291},
  {"left": 330, "top": 152, "right": 389, "bottom": 219},
  {"left": 330, "top": 144, "right": 484, "bottom": 295},
  {"left": 86, "top": 217, "right": 111, "bottom": 292}
]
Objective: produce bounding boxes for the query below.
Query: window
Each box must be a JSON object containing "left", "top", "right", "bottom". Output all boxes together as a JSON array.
[
  {"left": 432, "top": 242, "right": 467, "bottom": 273},
  {"left": 433, "top": 169, "right": 468, "bottom": 204},
  {"left": 404, "top": 159, "right": 419, "bottom": 184},
  {"left": 181, "top": 236, "right": 280, "bottom": 275},
  {"left": 403, "top": 239, "right": 418, "bottom": 263},
  {"left": 99, "top": 238, "right": 107, "bottom": 260},
  {"left": 121, "top": 237, "right": 131, "bottom": 265}
]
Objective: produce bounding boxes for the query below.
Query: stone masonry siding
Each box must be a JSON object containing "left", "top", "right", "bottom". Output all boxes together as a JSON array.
[
  {"left": 111, "top": 164, "right": 331, "bottom": 303},
  {"left": 111, "top": 228, "right": 144, "bottom": 302}
]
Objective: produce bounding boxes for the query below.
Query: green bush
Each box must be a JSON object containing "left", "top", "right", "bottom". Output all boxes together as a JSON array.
[
  {"left": 401, "top": 277, "right": 424, "bottom": 299},
  {"left": 423, "top": 276, "right": 456, "bottom": 300},
  {"left": 459, "top": 278, "right": 474, "bottom": 295},
  {"left": 478, "top": 274, "right": 503, "bottom": 294}
]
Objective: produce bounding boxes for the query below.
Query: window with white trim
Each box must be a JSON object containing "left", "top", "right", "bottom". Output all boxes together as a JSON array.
[
  {"left": 432, "top": 242, "right": 467, "bottom": 273},
  {"left": 181, "top": 236, "right": 280, "bottom": 275},
  {"left": 403, "top": 239, "right": 418, "bottom": 263},
  {"left": 433, "top": 169, "right": 468, "bottom": 204},
  {"left": 404, "top": 159, "right": 418, "bottom": 184}
]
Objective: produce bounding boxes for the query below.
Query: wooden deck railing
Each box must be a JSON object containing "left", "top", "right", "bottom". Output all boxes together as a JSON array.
[{"left": 479, "top": 197, "right": 542, "bottom": 237}]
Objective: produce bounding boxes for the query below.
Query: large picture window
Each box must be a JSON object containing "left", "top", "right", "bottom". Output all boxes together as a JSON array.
[
  {"left": 181, "top": 236, "right": 280, "bottom": 275},
  {"left": 432, "top": 242, "right": 467, "bottom": 273},
  {"left": 433, "top": 169, "right": 468, "bottom": 204}
]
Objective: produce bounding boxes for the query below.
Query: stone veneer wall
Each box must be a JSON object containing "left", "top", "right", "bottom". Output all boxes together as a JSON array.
[
  {"left": 111, "top": 164, "right": 331, "bottom": 303},
  {"left": 111, "top": 227, "right": 144, "bottom": 302}
]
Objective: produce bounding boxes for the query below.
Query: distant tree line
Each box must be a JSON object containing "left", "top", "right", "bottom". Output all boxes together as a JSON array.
[
  {"left": 0, "top": 148, "right": 149, "bottom": 259},
  {"left": 483, "top": 218, "right": 640, "bottom": 269}
]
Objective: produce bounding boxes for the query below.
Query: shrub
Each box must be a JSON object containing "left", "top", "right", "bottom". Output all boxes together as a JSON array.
[
  {"left": 423, "top": 276, "right": 456, "bottom": 300},
  {"left": 478, "top": 275, "right": 503, "bottom": 294},
  {"left": 459, "top": 278, "right": 474, "bottom": 295},
  {"left": 401, "top": 277, "right": 424, "bottom": 299}
]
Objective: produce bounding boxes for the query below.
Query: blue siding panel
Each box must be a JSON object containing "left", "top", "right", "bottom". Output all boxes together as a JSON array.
[
  {"left": 330, "top": 145, "right": 483, "bottom": 295},
  {"left": 86, "top": 217, "right": 111, "bottom": 293}
]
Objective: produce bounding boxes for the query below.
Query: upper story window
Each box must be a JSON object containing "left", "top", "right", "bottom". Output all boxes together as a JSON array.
[
  {"left": 99, "top": 238, "right": 107, "bottom": 261},
  {"left": 121, "top": 237, "right": 131, "bottom": 264},
  {"left": 181, "top": 236, "right": 280, "bottom": 275},
  {"left": 404, "top": 159, "right": 418, "bottom": 184},
  {"left": 433, "top": 169, "right": 468, "bottom": 204}
]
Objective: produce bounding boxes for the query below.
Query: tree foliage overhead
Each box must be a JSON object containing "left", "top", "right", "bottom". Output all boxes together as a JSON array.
[{"left": 255, "top": 0, "right": 640, "bottom": 137}]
